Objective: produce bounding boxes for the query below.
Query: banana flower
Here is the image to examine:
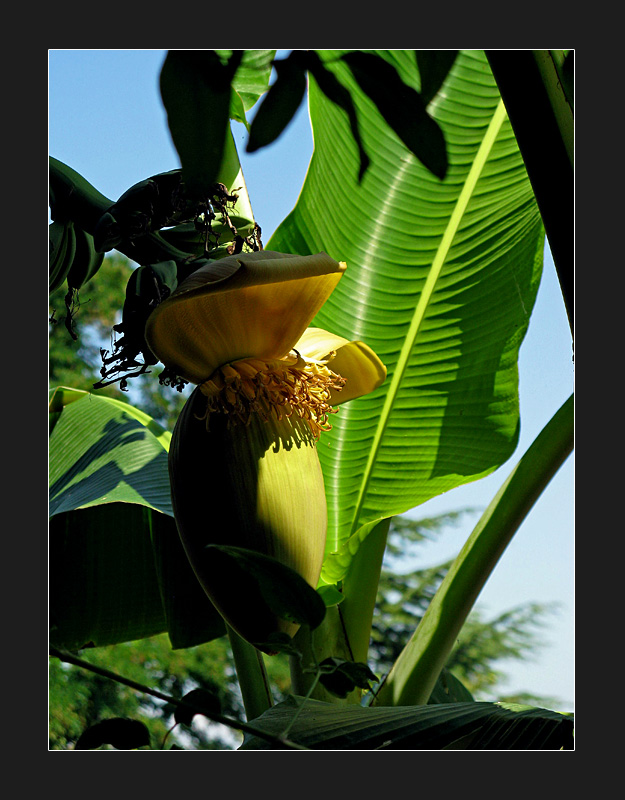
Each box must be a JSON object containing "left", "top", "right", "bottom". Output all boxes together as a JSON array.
[{"left": 145, "top": 250, "right": 386, "bottom": 652}]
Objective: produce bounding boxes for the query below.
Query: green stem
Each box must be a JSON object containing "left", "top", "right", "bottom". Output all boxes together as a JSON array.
[
  {"left": 289, "top": 518, "right": 390, "bottom": 702},
  {"left": 340, "top": 517, "right": 391, "bottom": 664},
  {"left": 226, "top": 625, "right": 273, "bottom": 721},
  {"left": 373, "top": 393, "right": 574, "bottom": 707}
]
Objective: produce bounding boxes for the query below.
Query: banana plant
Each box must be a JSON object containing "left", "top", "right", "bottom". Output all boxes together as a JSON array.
[{"left": 49, "top": 49, "right": 573, "bottom": 749}]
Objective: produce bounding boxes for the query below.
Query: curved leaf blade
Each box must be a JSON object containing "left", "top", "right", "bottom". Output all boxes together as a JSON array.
[
  {"left": 49, "top": 387, "right": 226, "bottom": 650},
  {"left": 49, "top": 387, "right": 172, "bottom": 517},
  {"left": 268, "top": 50, "right": 544, "bottom": 579},
  {"left": 239, "top": 697, "right": 573, "bottom": 750}
]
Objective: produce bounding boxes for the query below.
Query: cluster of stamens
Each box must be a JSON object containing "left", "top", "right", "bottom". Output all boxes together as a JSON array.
[{"left": 197, "top": 351, "right": 346, "bottom": 437}]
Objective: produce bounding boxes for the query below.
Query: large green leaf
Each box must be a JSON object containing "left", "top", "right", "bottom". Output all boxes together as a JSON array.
[
  {"left": 50, "top": 505, "right": 167, "bottom": 650},
  {"left": 49, "top": 387, "right": 225, "bottom": 649},
  {"left": 239, "top": 696, "right": 573, "bottom": 750},
  {"left": 268, "top": 50, "right": 544, "bottom": 581},
  {"left": 49, "top": 386, "right": 172, "bottom": 516}
]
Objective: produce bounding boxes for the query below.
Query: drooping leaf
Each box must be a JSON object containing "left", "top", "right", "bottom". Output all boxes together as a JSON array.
[
  {"left": 48, "top": 387, "right": 226, "bottom": 650},
  {"left": 159, "top": 50, "right": 244, "bottom": 198},
  {"left": 174, "top": 688, "right": 222, "bottom": 726},
  {"left": 75, "top": 718, "right": 150, "bottom": 750},
  {"left": 239, "top": 697, "right": 573, "bottom": 750},
  {"left": 269, "top": 50, "right": 544, "bottom": 582},
  {"left": 205, "top": 545, "right": 327, "bottom": 632},
  {"left": 49, "top": 386, "right": 172, "bottom": 516},
  {"left": 160, "top": 50, "right": 275, "bottom": 193},
  {"left": 247, "top": 51, "right": 308, "bottom": 152}
]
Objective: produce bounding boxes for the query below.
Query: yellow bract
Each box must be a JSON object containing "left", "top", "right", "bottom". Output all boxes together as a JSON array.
[
  {"left": 145, "top": 250, "right": 387, "bottom": 411},
  {"left": 145, "top": 250, "right": 347, "bottom": 385},
  {"left": 296, "top": 327, "right": 388, "bottom": 406}
]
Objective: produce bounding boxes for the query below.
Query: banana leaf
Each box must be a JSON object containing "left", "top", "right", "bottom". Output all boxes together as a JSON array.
[
  {"left": 268, "top": 50, "right": 545, "bottom": 582},
  {"left": 160, "top": 50, "right": 275, "bottom": 197},
  {"left": 239, "top": 696, "right": 573, "bottom": 750},
  {"left": 49, "top": 387, "right": 225, "bottom": 650},
  {"left": 49, "top": 386, "right": 172, "bottom": 516}
]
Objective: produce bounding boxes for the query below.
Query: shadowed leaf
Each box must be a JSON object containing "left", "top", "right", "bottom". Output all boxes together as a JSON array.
[
  {"left": 341, "top": 50, "right": 448, "bottom": 179},
  {"left": 160, "top": 50, "right": 243, "bottom": 198},
  {"left": 318, "top": 657, "right": 378, "bottom": 698},
  {"left": 305, "top": 51, "right": 370, "bottom": 181},
  {"left": 247, "top": 52, "right": 308, "bottom": 152},
  {"left": 175, "top": 688, "right": 222, "bottom": 726},
  {"left": 240, "top": 697, "right": 573, "bottom": 750},
  {"left": 75, "top": 718, "right": 150, "bottom": 750},
  {"left": 206, "top": 545, "right": 327, "bottom": 631},
  {"left": 416, "top": 50, "right": 458, "bottom": 105}
]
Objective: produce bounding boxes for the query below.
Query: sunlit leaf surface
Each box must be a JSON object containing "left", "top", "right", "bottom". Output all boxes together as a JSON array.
[{"left": 269, "top": 50, "right": 544, "bottom": 580}]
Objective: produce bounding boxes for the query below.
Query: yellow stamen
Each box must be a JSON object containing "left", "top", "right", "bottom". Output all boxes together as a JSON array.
[{"left": 197, "top": 351, "right": 346, "bottom": 437}]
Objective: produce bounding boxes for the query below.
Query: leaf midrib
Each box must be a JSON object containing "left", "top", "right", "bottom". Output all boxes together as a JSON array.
[{"left": 347, "top": 99, "right": 508, "bottom": 537}]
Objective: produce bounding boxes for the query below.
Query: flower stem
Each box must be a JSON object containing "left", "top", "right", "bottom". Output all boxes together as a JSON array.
[
  {"left": 226, "top": 624, "right": 274, "bottom": 721},
  {"left": 340, "top": 517, "right": 391, "bottom": 664}
]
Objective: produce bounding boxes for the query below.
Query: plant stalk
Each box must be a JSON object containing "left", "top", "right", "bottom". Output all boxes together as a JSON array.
[
  {"left": 339, "top": 517, "right": 391, "bottom": 665},
  {"left": 226, "top": 624, "right": 274, "bottom": 721},
  {"left": 289, "top": 518, "right": 391, "bottom": 702}
]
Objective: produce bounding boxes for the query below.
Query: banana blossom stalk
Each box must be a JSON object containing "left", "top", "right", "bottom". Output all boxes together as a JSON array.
[{"left": 145, "top": 250, "right": 386, "bottom": 652}]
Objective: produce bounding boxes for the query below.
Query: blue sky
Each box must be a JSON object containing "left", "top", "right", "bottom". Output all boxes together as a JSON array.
[{"left": 49, "top": 50, "right": 574, "bottom": 710}]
